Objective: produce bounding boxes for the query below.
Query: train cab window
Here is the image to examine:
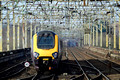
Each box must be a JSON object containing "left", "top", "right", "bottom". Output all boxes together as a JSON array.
[{"left": 37, "top": 33, "right": 55, "bottom": 49}]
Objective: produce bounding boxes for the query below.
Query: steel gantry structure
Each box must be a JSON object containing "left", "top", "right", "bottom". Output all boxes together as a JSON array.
[{"left": 0, "top": 0, "right": 120, "bottom": 52}]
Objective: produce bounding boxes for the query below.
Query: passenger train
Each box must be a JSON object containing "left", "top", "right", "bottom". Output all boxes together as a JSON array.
[{"left": 31, "top": 31, "right": 63, "bottom": 71}]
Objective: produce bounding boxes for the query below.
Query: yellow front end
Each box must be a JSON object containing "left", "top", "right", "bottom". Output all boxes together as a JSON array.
[{"left": 33, "top": 34, "right": 58, "bottom": 60}]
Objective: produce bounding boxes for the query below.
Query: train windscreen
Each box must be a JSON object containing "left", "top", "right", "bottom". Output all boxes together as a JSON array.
[{"left": 37, "top": 33, "right": 55, "bottom": 49}]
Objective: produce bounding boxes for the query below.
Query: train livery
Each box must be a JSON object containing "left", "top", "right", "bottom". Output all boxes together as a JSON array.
[{"left": 31, "top": 31, "right": 63, "bottom": 71}]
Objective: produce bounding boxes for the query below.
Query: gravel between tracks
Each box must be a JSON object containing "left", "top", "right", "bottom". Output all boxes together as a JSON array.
[
  {"left": 7, "top": 47, "right": 120, "bottom": 80},
  {"left": 74, "top": 47, "right": 120, "bottom": 80},
  {"left": 8, "top": 66, "right": 37, "bottom": 80}
]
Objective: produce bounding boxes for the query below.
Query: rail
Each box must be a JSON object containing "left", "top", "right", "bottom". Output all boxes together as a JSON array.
[{"left": 68, "top": 48, "right": 109, "bottom": 80}]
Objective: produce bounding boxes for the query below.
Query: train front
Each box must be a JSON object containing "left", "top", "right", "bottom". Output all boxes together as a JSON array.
[{"left": 31, "top": 31, "right": 59, "bottom": 71}]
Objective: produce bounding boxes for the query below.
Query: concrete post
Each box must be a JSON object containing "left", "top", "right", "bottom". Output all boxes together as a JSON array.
[
  {"left": 13, "top": 6, "right": 15, "bottom": 50},
  {"left": 7, "top": 10, "right": 10, "bottom": 51},
  {"left": 106, "top": 34, "right": 108, "bottom": 48},
  {"left": 0, "top": 19, "right": 2, "bottom": 52},
  {"left": 0, "top": 1, "right": 2, "bottom": 52},
  {"left": 22, "top": 17, "right": 25, "bottom": 48},
  {"left": 119, "top": 14, "right": 120, "bottom": 50},
  {"left": 25, "top": 20, "right": 27, "bottom": 48},
  {"left": 88, "top": 34, "right": 90, "bottom": 45},
  {"left": 93, "top": 27, "right": 94, "bottom": 46},
  {"left": 86, "top": 34, "right": 87, "bottom": 45},
  {"left": 90, "top": 31, "right": 92, "bottom": 46},
  {"left": 30, "top": 22, "right": 32, "bottom": 47},
  {"left": 17, "top": 17, "right": 20, "bottom": 49},
  {"left": 114, "top": 17, "right": 116, "bottom": 49},
  {"left": 100, "top": 24, "right": 102, "bottom": 47},
  {"left": 96, "top": 25, "right": 98, "bottom": 46},
  {"left": 84, "top": 34, "right": 85, "bottom": 45}
]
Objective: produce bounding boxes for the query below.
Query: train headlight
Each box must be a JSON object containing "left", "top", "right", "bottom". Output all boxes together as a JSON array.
[
  {"left": 33, "top": 52, "right": 39, "bottom": 58},
  {"left": 52, "top": 52, "right": 58, "bottom": 59}
]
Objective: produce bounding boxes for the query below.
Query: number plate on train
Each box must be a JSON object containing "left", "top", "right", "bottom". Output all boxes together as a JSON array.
[{"left": 43, "top": 58, "right": 49, "bottom": 60}]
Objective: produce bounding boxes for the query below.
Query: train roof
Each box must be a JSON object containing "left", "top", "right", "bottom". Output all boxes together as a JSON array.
[{"left": 37, "top": 31, "right": 56, "bottom": 35}]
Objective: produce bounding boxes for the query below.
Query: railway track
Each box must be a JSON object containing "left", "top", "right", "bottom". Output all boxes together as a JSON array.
[
  {"left": 80, "top": 48, "right": 120, "bottom": 72},
  {"left": 17, "top": 47, "right": 120, "bottom": 80},
  {"left": 0, "top": 57, "right": 26, "bottom": 71},
  {"left": 27, "top": 61, "right": 84, "bottom": 80},
  {"left": 68, "top": 48, "right": 109, "bottom": 80},
  {"left": 26, "top": 47, "right": 109, "bottom": 80},
  {"left": 76, "top": 47, "right": 120, "bottom": 80},
  {"left": 0, "top": 61, "right": 25, "bottom": 79},
  {"left": 32, "top": 72, "right": 54, "bottom": 80},
  {"left": 25, "top": 48, "right": 84, "bottom": 80},
  {"left": 0, "top": 54, "right": 31, "bottom": 79}
]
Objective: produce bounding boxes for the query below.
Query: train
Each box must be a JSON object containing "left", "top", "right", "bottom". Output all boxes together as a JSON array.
[{"left": 31, "top": 31, "right": 63, "bottom": 71}]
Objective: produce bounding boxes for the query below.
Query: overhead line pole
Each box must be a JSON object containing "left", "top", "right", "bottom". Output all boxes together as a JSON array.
[
  {"left": 119, "top": 13, "right": 120, "bottom": 50},
  {"left": 93, "top": 26, "right": 94, "bottom": 46},
  {"left": 30, "top": 16, "right": 32, "bottom": 47},
  {"left": 25, "top": 19, "right": 27, "bottom": 48},
  {"left": 13, "top": 2, "right": 16, "bottom": 50},
  {"left": 100, "top": 23, "right": 102, "bottom": 47},
  {"left": 22, "top": 17, "right": 25, "bottom": 49},
  {"left": 7, "top": 3, "right": 10, "bottom": 51},
  {"left": 0, "top": 1, "right": 2, "bottom": 52},
  {"left": 17, "top": 17, "right": 20, "bottom": 49},
  {"left": 113, "top": 8, "right": 116, "bottom": 49},
  {"left": 25, "top": 1, "right": 28, "bottom": 48},
  {"left": 96, "top": 25, "right": 98, "bottom": 46}
]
